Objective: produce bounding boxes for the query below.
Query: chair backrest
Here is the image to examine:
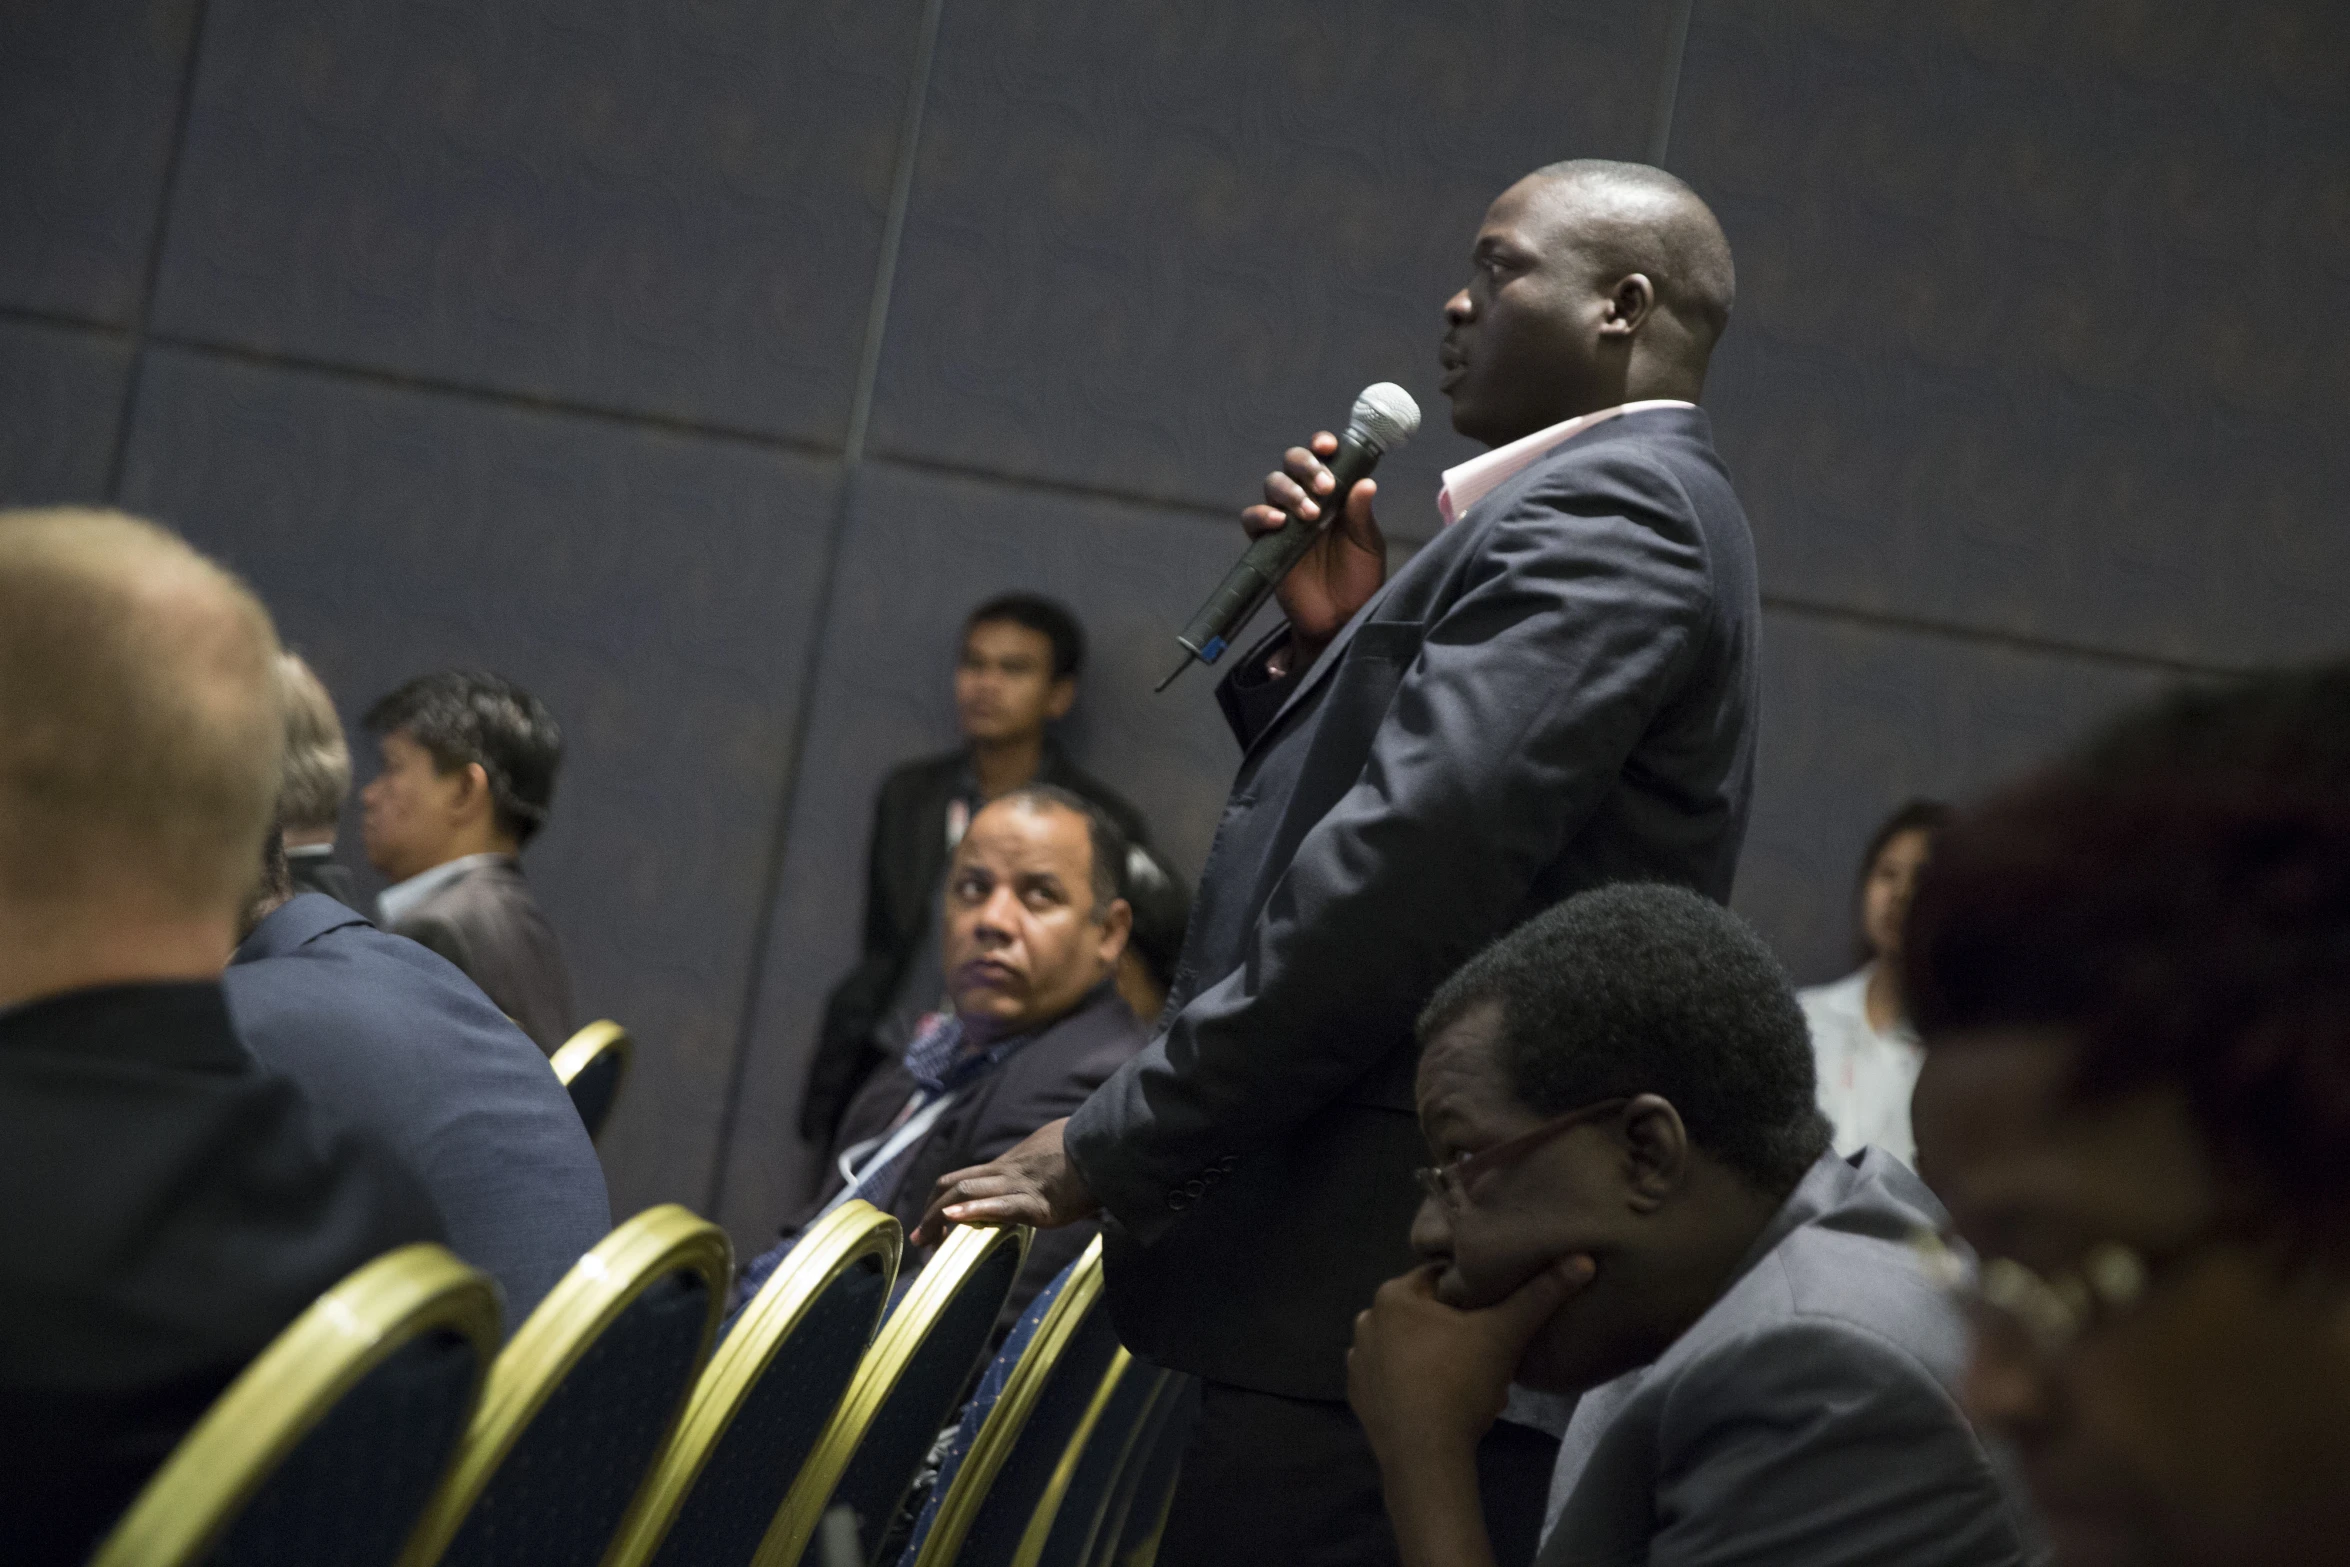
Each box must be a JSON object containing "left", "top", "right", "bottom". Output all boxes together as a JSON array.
[
  {"left": 1094, "top": 1377, "right": 1197, "bottom": 1567},
  {"left": 92, "top": 1244, "right": 499, "bottom": 1567},
  {"left": 604, "top": 1201, "right": 902, "bottom": 1567},
  {"left": 901, "top": 1237, "right": 1122, "bottom": 1567},
  {"left": 550, "top": 1020, "right": 632, "bottom": 1140},
  {"left": 1016, "top": 1353, "right": 1173, "bottom": 1567},
  {"left": 400, "top": 1205, "right": 731, "bottom": 1567},
  {"left": 754, "top": 1223, "right": 1031, "bottom": 1567}
]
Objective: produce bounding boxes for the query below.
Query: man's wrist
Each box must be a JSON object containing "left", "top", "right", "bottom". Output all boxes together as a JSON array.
[{"left": 1375, "top": 1441, "right": 1494, "bottom": 1567}]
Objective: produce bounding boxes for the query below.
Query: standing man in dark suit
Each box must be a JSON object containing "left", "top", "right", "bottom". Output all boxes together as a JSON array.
[
  {"left": 0, "top": 510, "right": 440, "bottom": 1566},
  {"left": 802, "top": 594, "right": 1150, "bottom": 1143},
  {"left": 919, "top": 160, "right": 1758, "bottom": 1565},
  {"left": 360, "top": 670, "right": 576, "bottom": 1053},
  {"left": 229, "top": 828, "right": 611, "bottom": 1327},
  {"left": 748, "top": 786, "right": 1145, "bottom": 1323}
]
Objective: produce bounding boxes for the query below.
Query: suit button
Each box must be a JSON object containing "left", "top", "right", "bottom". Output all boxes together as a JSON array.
[
  {"left": 1183, "top": 1179, "right": 1207, "bottom": 1198},
  {"left": 1167, "top": 1191, "right": 1191, "bottom": 1212}
]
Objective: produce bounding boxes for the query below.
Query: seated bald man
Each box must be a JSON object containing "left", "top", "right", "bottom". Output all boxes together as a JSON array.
[
  {"left": 0, "top": 510, "right": 440, "bottom": 1565},
  {"left": 1348, "top": 885, "right": 2040, "bottom": 1567},
  {"left": 741, "top": 785, "right": 1146, "bottom": 1323}
]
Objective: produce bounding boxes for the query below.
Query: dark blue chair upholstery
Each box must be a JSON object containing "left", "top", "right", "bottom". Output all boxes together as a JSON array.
[
  {"left": 647, "top": 1252, "right": 891, "bottom": 1567},
  {"left": 204, "top": 1326, "right": 478, "bottom": 1566},
  {"left": 563, "top": 1044, "right": 625, "bottom": 1142},
  {"left": 1098, "top": 1377, "right": 1198, "bottom": 1567},
  {"left": 440, "top": 1271, "right": 713, "bottom": 1567},
  {"left": 1025, "top": 1360, "right": 1172, "bottom": 1567},
  {"left": 895, "top": 1249, "right": 1122, "bottom": 1567},
  {"left": 809, "top": 1235, "right": 1023, "bottom": 1565}
]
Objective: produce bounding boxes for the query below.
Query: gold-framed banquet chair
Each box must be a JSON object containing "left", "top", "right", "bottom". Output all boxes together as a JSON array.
[{"left": 550, "top": 1019, "right": 633, "bottom": 1142}]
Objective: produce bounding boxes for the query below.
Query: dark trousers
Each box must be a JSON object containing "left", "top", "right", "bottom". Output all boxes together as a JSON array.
[{"left": 1154, "top": 1381, "right": 1560, "bottom": 1567}]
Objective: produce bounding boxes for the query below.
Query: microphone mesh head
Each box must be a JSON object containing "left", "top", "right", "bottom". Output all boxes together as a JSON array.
[{"left": 1348, "top": 382, "right": 1421, "bottom": 454}]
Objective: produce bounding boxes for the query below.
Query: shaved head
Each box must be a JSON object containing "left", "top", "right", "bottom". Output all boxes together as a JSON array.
[
  {"left": 1527, "top": 160, "right": 1736, "bottom": 358},
  {"left": 0, "top": 509, "right": 284, "bottom": 919}
]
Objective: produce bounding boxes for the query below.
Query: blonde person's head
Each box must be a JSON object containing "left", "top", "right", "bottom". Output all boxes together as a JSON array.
[
  {"left": 275, "top": 651, "right": 351, "bottom": 834},
  {"left": 0, "top": 509, "right": 284, "bottom": 921}
]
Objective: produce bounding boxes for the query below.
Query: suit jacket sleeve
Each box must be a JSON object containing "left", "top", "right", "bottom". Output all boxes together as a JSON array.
[
  {"left": 1634, "top": 1320, "right": 2033, "bottom": 1567},
  {"left": 1068, "top": 453, "right": 1714, "bottom": 1240}
]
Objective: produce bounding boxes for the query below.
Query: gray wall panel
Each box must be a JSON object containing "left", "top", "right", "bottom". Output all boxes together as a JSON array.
[
  {"left": 150, "top": 0, "right": 922, "bottom": 439},
  {"left": 1736, "top": 609, "right": 2169, "bottom": 988},
  {"left": 0, "top": 318, "right": 134, "bottom": 504},
  {"left": 715, "top": 462, "right": 1244, "bottom": 1244},
  {"left": 1677, "top": 0, "right": 2350, "bottom": 666},
  {"left": 118, "top": 345, "right": 842, "bottom": 1219},
  {"left": 0, "top": 0, "right": 199, "bottom": 323},
  {"left": 867, "top": 0, "right": 1679, "bottom": 532}
]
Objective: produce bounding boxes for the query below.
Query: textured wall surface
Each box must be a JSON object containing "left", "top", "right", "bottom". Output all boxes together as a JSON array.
[{"left": 2, "top": 0, "right": 2341, "bottom": 1249}]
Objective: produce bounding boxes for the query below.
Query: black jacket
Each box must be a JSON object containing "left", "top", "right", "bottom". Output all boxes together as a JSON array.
[
  {"left": 0, "top": 982, "right": 442, "bottom": 1564},
  {"left": 388, "top": 856, "right": 576, "bottom": 1055},
  {"left": 797, "top": 983, "right": 1146, "bottom": 1323},
  {"left": 1064, "top": 406, "right": 1761, "bottom": 1399},
  {"left": 802, "top": 743, "right": 1149, "bottom": 1140}
]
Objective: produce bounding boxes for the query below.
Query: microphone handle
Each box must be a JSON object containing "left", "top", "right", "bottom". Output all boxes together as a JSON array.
[{"left": 1174, "top": 427, "right": 1382, "bottom": 666}]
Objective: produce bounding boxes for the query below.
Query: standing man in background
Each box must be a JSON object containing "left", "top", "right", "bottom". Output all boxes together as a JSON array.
[
  {"left": 920, "top": 160, "right": 1760, "bottom": 1565},
  {"left": 801, "top": 593, "right": 1150, "bottom": 1143},
  {"left": 274, "top": 652, "right": 360, "bottom": 909},
  {"left": 361, "top": 670, "right": 575, "bottom": 1054}
]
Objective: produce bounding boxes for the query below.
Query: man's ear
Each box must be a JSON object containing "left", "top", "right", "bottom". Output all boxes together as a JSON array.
[
  {"left": 1598, "top": 273, "right": 1657, "bottom": 339},
  {"left": 450, "top": 761, "right": 495, "bottom": 825},
  {"left": 1097, "top": 896, "right": 1134, "bottom": 966},
  {"left": 1046, "top": 675, "right": 1078, "bottom": 722},
  {"left": 1618, "top": 1094, "right": 1690, "bottom": 1212}
]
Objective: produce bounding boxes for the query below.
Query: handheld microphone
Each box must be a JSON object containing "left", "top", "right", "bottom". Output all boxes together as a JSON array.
[{"left": 1157, "top": 382, "right": 1422, "bottom": 692}]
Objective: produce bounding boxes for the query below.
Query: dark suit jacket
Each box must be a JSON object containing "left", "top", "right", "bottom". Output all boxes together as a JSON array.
[
  {"left": 285, "top": 843, "right": 360, "bottom": 910},
  {"left": 803, "top": 743, "right": 1150, "bottom": 1140},
  {"left": 0, "top": 981, "right": 442, "bottom": 1565},
  {"left": 1540, "top": 1152, "right": 2041, "bottom": 1566},
  {"left": 797, "top": 984, "right": 1145, "bottom": 1323},
  {"left": 389, "top": 856, "right": 575, "bottom": 1054},
  {"left": 227, "top": 894, "right": 613, "bottom": 1326},
  {"left": 1065, "top": 405, "right": 1760, "bottom": 1399}
]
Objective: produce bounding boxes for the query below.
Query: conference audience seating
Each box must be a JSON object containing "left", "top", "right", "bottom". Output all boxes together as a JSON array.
[
  {"left": 904, "top": 1237, "right": 1161, "bottom": 1567},
  {"left": 1021, "top": 1352, "right": 1183, "bottom": 1567},
  {"left": 610, "top": 1201, "right": 903, "bottom": 1567},
  {"left": 757, "top": 1222, "right": 1032, "bottom": 1566},
  {"left": 400, "top": 1204, "right": 731, "bottom": 1567},
  {"left": 1086, "top": 1374, "right": 1197, "bottom": 1567},
  {"left": 92, "top": 1245, "right": 500, "bottom": 1567},
  {"left": 551, "top": 1019, "right": 634, "bottom": 1141}
]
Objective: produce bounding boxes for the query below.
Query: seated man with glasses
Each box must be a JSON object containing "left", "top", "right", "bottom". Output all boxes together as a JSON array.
[
  {"left": 1347, "top": 883, "right": 2039, "bottom": 1567},
  {"left": 1907, "top": 660, "right": 2350, "bottom": 1567}
]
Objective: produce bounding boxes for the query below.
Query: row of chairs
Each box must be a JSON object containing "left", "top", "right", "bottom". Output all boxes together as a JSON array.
[{"left": 93, "top": 1202, "right": 1192, "bottom": 1567}]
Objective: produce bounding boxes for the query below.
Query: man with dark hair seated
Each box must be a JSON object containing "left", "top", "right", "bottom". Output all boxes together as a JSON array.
[
  {"left": 228, "top": 824, "right": 612, "bottom": 1327},
  {"left": 0, "top": 510, "right": 439, "bottom": 1565},
  {"left": 744, "top": 785, "right": 1147, "bottom": 1321},
  {"left": 1347, "top": 883, "right": 2039, "bottom": 1567},
  {"left": 360, "top": 669, "right": 574, "bottom": 1052},
  {"left": 1907, "top": 660, "right": 2350, "bottom": 1567}
]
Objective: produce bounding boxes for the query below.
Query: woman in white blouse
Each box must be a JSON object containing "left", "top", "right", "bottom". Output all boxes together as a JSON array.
[{"left": 1798, "top": 799, "right": 1952, "bottom": 1167}]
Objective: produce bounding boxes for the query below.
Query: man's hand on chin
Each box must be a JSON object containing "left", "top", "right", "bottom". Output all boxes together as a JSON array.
[
  {"left": 912, "top": 1117, "right": 1101, "bottom": 1246},
  {"left": 1346, "top": 1256, "right": 1595, "bottom": 1567}
]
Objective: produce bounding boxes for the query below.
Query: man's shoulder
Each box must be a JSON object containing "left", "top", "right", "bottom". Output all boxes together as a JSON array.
[
  {"left": 879, "top": 750, "right": 967, "bottom": 804},
  {"left": 402, "top": 858, "right": 549, "bottom": 936}
]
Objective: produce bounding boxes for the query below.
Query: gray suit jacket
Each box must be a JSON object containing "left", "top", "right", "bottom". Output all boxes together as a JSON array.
[
  {"left": 1065, "top": 405, "right": 1759, "bottom": 1398},
  {"left": 391, "top": 856, "right": 575, "bottom": 1055},
  {"left": 1539, "top": 1151, "right": 2042, "bottom": 1567}
]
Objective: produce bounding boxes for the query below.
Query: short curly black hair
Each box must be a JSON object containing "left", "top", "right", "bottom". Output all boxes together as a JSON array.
[
  {"left": 966, "top": 593, "right": 1085, "bottom": 680},
  {"left": 363, "top": 671, "right": 562, "bottom": 846},
  {"left": 1906, "top": 661, "right": 2350, "bottom": 1230},
  {"left": 1419, "top": 883, "right": 1828, "bottom": 1195}
]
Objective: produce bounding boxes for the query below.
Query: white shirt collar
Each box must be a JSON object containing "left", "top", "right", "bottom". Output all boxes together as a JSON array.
[
  {"left": 1436, "top": 399, "right": 1695, "bottom": 527},
  {"left": 377, "top": 852, "right": 507, "bottom": 929}
]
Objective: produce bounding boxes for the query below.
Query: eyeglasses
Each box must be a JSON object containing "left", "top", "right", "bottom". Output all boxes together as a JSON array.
[
  {"left": 1912, "top": 1225, "right": 2219, "bottom": 1360},
  {"left": 1415, "top": 1098, "right": 1631, "bottom": 1212}
]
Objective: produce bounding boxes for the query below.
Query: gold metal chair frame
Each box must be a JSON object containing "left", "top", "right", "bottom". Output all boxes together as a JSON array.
[
  {"left": 551, "top": 1021, "right": 633, "bottom": 1122},
  {"left": 1016, "top": 1351, "right": 1173, "bottom": 1567},
  {"left": 753, "top": 1222, "right": 1033, "bottom": 1567},
  {"left": 909, "top": 1235, "right": 1108, "bottom": 1567},
  {"left": 398, "top": 1204, "right": 732, "bottom": 1567},
  {"left": 601, "top": 1200, "right": 903, "bottom": 1567},
  {"left": 92, "top": 1243, "right": 500, "bottom": 1567}
]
